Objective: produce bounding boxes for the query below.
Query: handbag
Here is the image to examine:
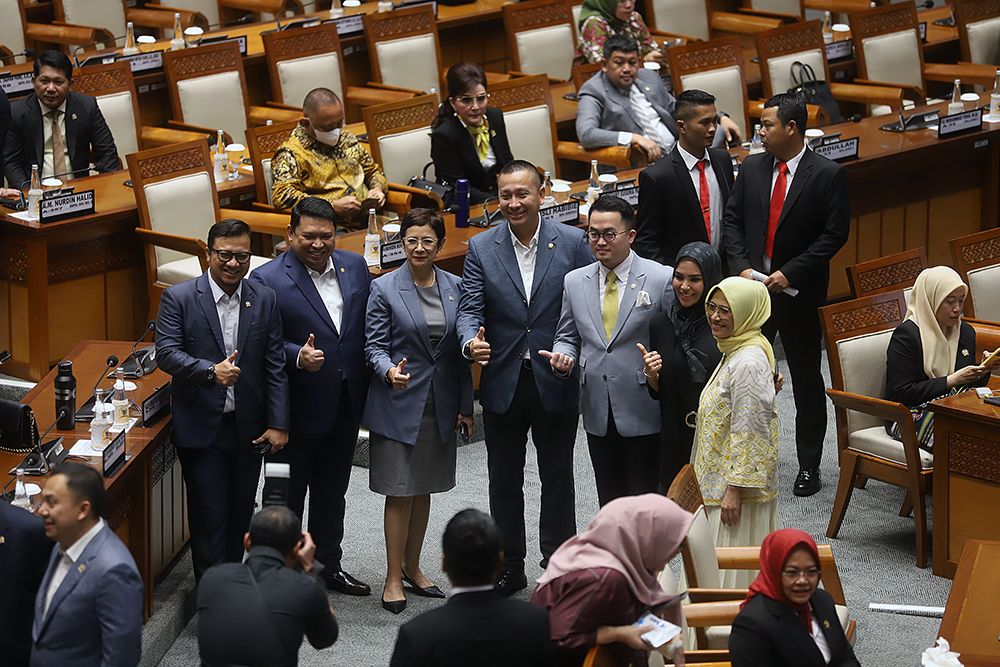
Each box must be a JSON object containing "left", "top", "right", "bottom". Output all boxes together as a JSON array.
[
  {"left": 407, "top": 162, "right": 454, "bottom": 205},
  {"left": 0, "top": 398, "right": 38, "bottom": 453},
  {"left": 788, "top": 61, "right": 844, "bottom": 124}
]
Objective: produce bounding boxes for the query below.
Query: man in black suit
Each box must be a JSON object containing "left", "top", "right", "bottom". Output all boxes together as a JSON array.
[
  {"left": 635, "top": 89, "right": 735, "bottom": 266},
  {"left": 3, "top": 50, "right": 118, "bottom": 188},
  {"left": 722, "top": 93, "right": 850, "bottom": 497},
  {"left": 0, "top": 500, "right": 54, "bottom": 667},
  {"left": 389, "top": 509, "right": 552, "bottom": 667},
  {"left": 197, "top": 506, "right": 338, "bottom": 666}
]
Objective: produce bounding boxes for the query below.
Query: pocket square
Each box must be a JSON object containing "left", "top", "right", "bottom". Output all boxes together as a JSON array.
[{"left": 635, "top": 290, "right": 651, "bottom": 307}]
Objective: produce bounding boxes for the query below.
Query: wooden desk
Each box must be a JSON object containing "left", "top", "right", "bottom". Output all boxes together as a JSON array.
[
  {"left": 1, "top": 340, "right": 183, "bottom": 620},
  {"left": 929, "top": 388, "right": 1000, "bottom": 579},
  {"left": 938, "top": 540, "right": 1000, "bottom": 665}
]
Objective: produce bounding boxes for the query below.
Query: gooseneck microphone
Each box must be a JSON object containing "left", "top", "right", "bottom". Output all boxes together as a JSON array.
[
  {"left": 0, "top": 48, "right": 36, "bottom": 63},
  {"left": 75, "top": 355, "right": 119, "bottom": 422},
  {"left": 19, "top": 407, "right": 69, "bottom": 474},
  {"left": 128, "top": 321, "right": 157, "bottom": 378}
]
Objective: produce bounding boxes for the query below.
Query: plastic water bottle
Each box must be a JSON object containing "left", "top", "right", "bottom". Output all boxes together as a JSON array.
[
  {"left": 91, "top": 388, "right": 111, "bottom": 451},
  {"left": 587, "top": 160, "right": 601, "bottom": 205},
  {"left": 543, "top": 171, "right": 556, "bottom": 206},
  {"left": 27, "top": 163, "right": 42, "bottom": 219},
  {"left": 749, "top": 124, "right": 765, "bottom": 155},
  {"left": 213, "top": 130, "right": 228, "bottom": 183},
  {"left": 12, "top": 469, "right": 31, "bottom": 510},
  {"left": 455, "top": 178, "right": 469, "bottom": 228},
  {"left": 989, "top": 69, "right": 1000, "bottom": 121},
  {"left": 112, "top": 367, "right": 129, "bottom": 428},
  {"left": 170, "top": 13, "right": 185, "bottom": 51},
  {"left": 123, "top": 22, "right": 138, "bottom": 56},
  {"left": 947, "top": 79, "right": 964, "bottom": 115},
  {"left": 822, "top": 12, "right": 833, "bottom": 44}
]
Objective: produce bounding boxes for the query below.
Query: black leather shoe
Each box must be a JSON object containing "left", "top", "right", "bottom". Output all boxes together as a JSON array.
[
  {"left": 402, "top": 572, "right": 446, "bottom": 598},
  {"left": 323, "top": 570, "right": 372, "bottom": 596},
  {"left": 494, "top": 570, "right": 527, "bottom": 597},
  {"left": 793, "top": 468, "right": 822, "bottom": 497},
  {"left": 382, "top": 589, "right": 407, "bottom": 614}
]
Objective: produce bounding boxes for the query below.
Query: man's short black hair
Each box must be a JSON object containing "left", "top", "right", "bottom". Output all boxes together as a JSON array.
[
  {"left": 303, "top": 88, "right": 341, "bottom": 114},
  {"left": 764, "top": 92, "right": 807, "bottom": 135},
  {"left": 675, "top": 89, "right": 717, "bottom": 123},
  {"left": 34, "top": 50, "right": 73, "bottom": 82},
  {"left": 603, "top": 34, "right": 639, "bottom": 62},
  {"left": 290, "top": 196, "right": 337, "bottom": 232},
  {"left": 588, "top": 194, "right": 635, "bottom": 229},
  {"left": 498, "top": 159, "right": 541, "bottom": 189},
  {"left": 248, "top": 506, "right": 302, "bottom": 556},
  {"left": 207, "top": 219, "right": 251, "bottom": 249},
  {"left": 442, "top": 509, "right": 503, "bottom": 586},
  {"left": 50, "top": 462, "right": 105, "bottom": 518}
]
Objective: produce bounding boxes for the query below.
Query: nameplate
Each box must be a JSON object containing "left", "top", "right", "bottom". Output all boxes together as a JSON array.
[
  {"left": 0, "top": 71, "right": 33, "bottom": 96},
  {"left": 38, "top": 190, "right": 95, "bottom": 224},
  {"left": 119, "top": 51, "right": 164, "bottom": 73},
  {"left": 198, "top": 34, "right": 248, "bottom": 56},
  {"left": 379, "top": 241, "right": 406, "bottom": 270},
  {"left": 334, "top": 14, "right": 364, "bottom": 37},
  {"left": 919, "top": 21, "right": 927, "bottom": 41},
  {"left": 141, "top": 381, "right": 170, "bottom": 427},
  {"left": 615, "top": 184, "right": 640, "bottom": 207},
  {"left": 938, "top": 109, "right": 983, "bottom": 138},
  {"left": 102, "top": 429, "right": 126, "bottom": 478},
  {"left": 824, "top": 40, "right": 852, "bottom": 61},
  {"left": 540, "top": 200, "right": 581, "bottom": 224},
  {"left": 279, "top": 17, "right": 322, "bottom": 31},
  {"left": 396, "top": 0, "right": 437, "bottom": 16},
  {"left": 814, "top": 137, "right": 859, "bottom": 162}
]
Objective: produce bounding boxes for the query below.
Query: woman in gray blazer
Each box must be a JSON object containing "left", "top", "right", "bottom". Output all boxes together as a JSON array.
[{"left": 363, "top": 209, "right": 474, "bottom": 614}]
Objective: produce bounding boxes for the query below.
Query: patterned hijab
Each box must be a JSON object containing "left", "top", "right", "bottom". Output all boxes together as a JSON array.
[
  {"left": 905, "top": 266, "right": 967, "bottom": 380},
  {"left": 670, "top": 242, "right": 724, "bottom": 384},
  {"left": 579, "top": 0, "right": 626, "bottom": 30},
  {"left": 708, "top": 277, "right": 775, "bottom": 372},
  {"left": 743, "top": 529, "right": 821, "bottom": 629}
]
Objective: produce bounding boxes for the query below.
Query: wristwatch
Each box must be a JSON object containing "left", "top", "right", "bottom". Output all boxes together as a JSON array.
[{"left": 207, "top": 364, "right": 216, "bottom": 383}]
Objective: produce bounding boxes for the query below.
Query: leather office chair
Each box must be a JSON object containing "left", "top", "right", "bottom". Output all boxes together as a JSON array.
[
  {"left": 503, "top": 0, "right": 577, "bottom": 83},
  {"left": 950, "top": 227, "right": 1000, "bottom": 321},
  {"left": 846, "top": 247, "right": 927, "bottom": 299},
  {"left": 667, "top": 37, "right": 752, "bottom": 138},
  {"left": 3, "top": 0, "right": 115, "bottom": 59},
  {"left": 820, "top": 290, "right": 933, "bottom": 568},
  {"left": 244, "top": 121, "right": 297, "bottom": 213},
  {"left": 363, "top": 5, "right": 444, "bottom": 96},
  {"left": 53, "top": 0, "right": 207, "bottom": 45}
]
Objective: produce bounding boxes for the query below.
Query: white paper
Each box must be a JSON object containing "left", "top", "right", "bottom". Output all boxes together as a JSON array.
[
  {"left": 750, "top": 270, "right": 800, "bottom": 296},
  {"left": 70, "top": 439, "right": 104, "bottom": 457},
  {"left": 633, "top": 613, "right": 681, "bottom": 648}
]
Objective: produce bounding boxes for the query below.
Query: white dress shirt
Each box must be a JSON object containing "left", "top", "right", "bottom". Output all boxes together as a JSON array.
[
  {"left": 809, "top": 604, "right": 833, "bottom": 664},
  {"left": 43, "top": 518, "right": 106, "bottom": 619},
  {"left": 208, "top": 275, "right": 242, "bottom": 413},
  {"left": 307, "top": 257, "right": 344, "bottom": 334},
  {"left": 38, "top": 99, "right": 70, "bottom": 181},
  {"left": 616, "top": 84, "right": 676, "bottom": 153},
  {"left": 597, "top": 250, "right": 634, "bottom": 308},
  {"left": 678, "top": 144, "right": 723, "bottom": 251},
  {"left": 763, "top": 144, "right": 807, "bottom": 273},
  {"left": 509, "top": 216, "right": 541, "bottom": 306}
]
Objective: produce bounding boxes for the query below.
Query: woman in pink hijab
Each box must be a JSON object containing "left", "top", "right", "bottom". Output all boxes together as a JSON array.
[{"left": 530, "top": 494, "right": 695, "bottom": 667}]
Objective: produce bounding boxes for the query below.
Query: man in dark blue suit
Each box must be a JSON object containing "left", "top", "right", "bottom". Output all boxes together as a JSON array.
[
  {"left": 156, "top": 219, "right": 290, "bottom": 581},
  {"left": 249, "top": 197, "right": 372, "bottom": 596},
  {"left": 458, "top": 160, "right": 594, "bottom": 596},
  {"left": 0, "top": 499, "right": 54, "bottom": 667}
]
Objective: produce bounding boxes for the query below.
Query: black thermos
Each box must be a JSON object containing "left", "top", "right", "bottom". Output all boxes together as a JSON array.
[{"left": 54, "top": 361, "right": 76, "bottom": 430}]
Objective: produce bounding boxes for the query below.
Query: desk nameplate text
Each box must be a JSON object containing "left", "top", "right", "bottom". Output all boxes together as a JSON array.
[
  {"left": 814, "top": 137, "right": 859, "bottom": 162},
  {"left": 39, "top": 190, "right": 96, "bottom": 224},
  {"left": 938, "top": 109, "right": 983, "bottom": 139}
]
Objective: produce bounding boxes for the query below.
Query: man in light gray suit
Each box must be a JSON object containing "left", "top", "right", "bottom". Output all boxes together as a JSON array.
[
  {"left": 32, "top": 462, "right": 143, "bottom": 667},
  {"left": 458, "top": 160, "right": 594, "bottom": 596},
  {"left": 576, "top": 35, "right": 740, "bottom": 164},
  {"left": 542, "top": 195, "right": 674, "bottom": 506}
]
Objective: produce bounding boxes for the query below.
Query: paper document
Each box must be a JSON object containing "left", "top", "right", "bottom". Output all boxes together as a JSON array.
[
  {"left": 633, "top": 613, "right": 681, "bottom": 648},
  {"left": 750, "top": 270, "right": 799, "bottom": 296}
]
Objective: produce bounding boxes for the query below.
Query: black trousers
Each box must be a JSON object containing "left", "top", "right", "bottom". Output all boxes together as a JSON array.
[
  {"left": 587, "top": 406, "right": 661, "bottom": 506},
  {"left": 762, "top": 290, "right": 827, "bottom": 470},
  {"left": 483, "top": 365, "right": 579, "bottom": 572},
  {"left": 177, "top": 412, "right": 262, "bottom": 581},
  {"left": 265, "top": 381, "right": 358, "bottom": 571}
]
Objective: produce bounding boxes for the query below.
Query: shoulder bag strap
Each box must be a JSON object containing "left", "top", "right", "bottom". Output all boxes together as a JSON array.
[{"left": 245, "top": 564, "right": 296, "bottom": 667}]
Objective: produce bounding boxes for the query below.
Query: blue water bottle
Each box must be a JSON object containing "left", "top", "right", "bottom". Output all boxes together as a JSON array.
[{"left": 455, "top": 178, "right": 469, "bottom": 228}]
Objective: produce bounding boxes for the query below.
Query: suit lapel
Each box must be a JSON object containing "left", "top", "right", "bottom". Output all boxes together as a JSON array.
[
  {"left": 759, "top": 154, "right": 775, "bottom": 241},
  {"left": 494, "top": 225, "right": 527, "bottom": 301},
  {"left": 196, "top": 274, "right": 227, "bottom": 357},
  {"left": 286, "top": 251, "right": 337, "bottom": 334},
  {"left": 709, "top": 149, "right": 731, "bottom": 200},
  {"left": 671, "top": 149, "right": 704, "bottom": 237},
  {"left": 28, "top": 96, "right": 44, "bottom": 175},
  {"left": 236, "top": 280, "right": 254, "bottom": 355},
  {"left": 611, "top": 259, "right": 645, "bottom": 343},
  {"left": 34, "top": 547, "right": 60, "bottom": 637},
  {"left": 603, "top": 74, "right": 642, "bottom": 131},
  {"left": 399, "top": 267, "right": 434, "bottom": 357},
  {"left": 37, "top": 527, "right": 110, "bottom": 638},
  {"left": 530, "top": 219, "right": 556, "bottom": 301},
  {"left": 437, "top": 270, "right": 458, "bottom": 355},
  {"left": 65, "top": 95, "right": 79, "bottom": 170},
  {"left": 779, "top": 152, "right": 813, "bottom": 228},
  {"left": 331, "top": 251, "right": 353, "bottom": 335},
  {"left": 584, "top": 265, "right": 604, "bottom": 342},
  {"left": 765, "top": 597, "right": 827, "bottom": 666}
]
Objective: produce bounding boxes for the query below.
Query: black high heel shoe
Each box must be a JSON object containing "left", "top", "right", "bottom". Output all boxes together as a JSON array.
[
  {"left": 382, "top": 587, "right": 407, "bottom": 614},
  {"left": 401, "top": 572, "right": 446, "bottom": 598}
]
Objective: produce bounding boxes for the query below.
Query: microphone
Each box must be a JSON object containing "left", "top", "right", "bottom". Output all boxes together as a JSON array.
[
  {"left": 916, "top": 0, "right": 933, "bottom": 8},
  {"left": 849, "top": 114, "right": 862, "bottom": 123},
  {"left": 17, "top": 407, "right": 69, "bottom": 475},
  {"left": 200, "top": 13, "right": 254, "bottom": 31},
  {"left": 0, "top": 48, "right": 36, "bottom": 63},
  {"left": 75, "top": 355, "right": 119, "bottom": 422},
  {"left": 19, "top": 166, "right": 96, "bottom": 191},
  {"left": 72, "top": 36, "right": 128, "bottom": 67},
  {"left": 120, "top": 321, "right": 157, "bottom": 379}
]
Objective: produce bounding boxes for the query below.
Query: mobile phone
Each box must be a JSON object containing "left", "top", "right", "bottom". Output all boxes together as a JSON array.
[
  {"left": 459, "top": 422, "right": 470, "bottom": 442},
  {"left": 983, "top": 347, "right": 1000, "bottom": 366},
  {"left": 252, "top": 440, "right": 272, "bottom": 454},
  {"left": 984, "top": 395, "right": 1000, "bottom": 407},
  {"left": 0, "top": 350, "right": 10, "bottom": 364}
]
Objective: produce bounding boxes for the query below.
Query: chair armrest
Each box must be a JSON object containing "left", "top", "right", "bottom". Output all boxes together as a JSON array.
[
  {"left": 649, "top": 29, "right": 702, "bottom": 44},
  {"left": 556, "top": 142, "right": 638, "bottom": 169},
  {"left": 688, "top": 587, "right": 749, "bottom": 603},
  {"left": 816, "top": 544, "right": 848, "bottom": 607},
  {"left": 25, "top": 22, "right": 115, "bottom": 49},
  {"left": 366, "top": 81, "right": 427, "bottom": 95},
  {"left": 140, "top": 126, "right": 213, "bottom": 150},
  {"left": 852, "top": 79, "right": 924, "bottom": 105},
  {"left": 804, "top": 0, "right": 872, "bottom": 13},
  {"left": 751, "top": 100, "right": 824, "bottom": 128},
  {"left": 126, "top": 7, "right": 207, "bottom": 31},
  {"left": 829, "top": 82, "right": 904, "bottom": 109},
  {"left": 738, "top": 7, "right": 802, "bottom": 23},
  {"left": 135, "top": 228, "right": 209, "bottom": 271},
  {"left": 218, "top": 0, "right": 290, "bottom": 13},
  {"left": 248, "top": 105, "right": 301, "bottom": 127},
  {"left": 165, "top": 121, "right": 232, "bottom": 146},
  {"left": 388, "top": 182, "right": 443, "bottom": 210},
  {"left": 715, "top": 546, "right": 763, "bottom": 569},
  {"left": 265, "top": 101, "right": 302, "bottom": 112},
  {"left": 344, "top": 86, "right": 418, "bottom": 109},
  {"left": 683, "top": 600, "right": 743, "bottom": 627},
  {"left": 385, "top": 189, "right": 411, "bottom": 217},
  {"left": 923, "top": 62, "right": 998, "bottom": 88},
  {"left": 749, "top": 99, "right": 764, "bottom": 118},
  {"left": 826, "top": 389, "right": 913, "bottom": 424},
  {"left": 251, "top": 201, "right": 281, "bottom": 213},
  {"left": 485, "top": 71, "right": 513, "bottom": 85},
  {"left": 710, "top": 11, "right": 784, "bottom": 34},
  {"left": 221, "top": 207, "right": 289, "bottom": 236}
]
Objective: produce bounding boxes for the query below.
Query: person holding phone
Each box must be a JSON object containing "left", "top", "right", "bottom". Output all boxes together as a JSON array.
[{"left": 363, "top": 208, "right": 474, "bottom": 614}]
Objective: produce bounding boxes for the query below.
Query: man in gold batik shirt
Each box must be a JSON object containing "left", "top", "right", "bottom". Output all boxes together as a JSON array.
[{"left": 271, "top": 87, "right": 388, "bottom": 229}]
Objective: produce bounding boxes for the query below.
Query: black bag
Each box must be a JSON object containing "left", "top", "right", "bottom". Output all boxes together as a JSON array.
[
  {"left": 788, "top": 61, "right": 844, "bottom": 124},
  {"left": 0, "top": 399, "right": 38, "bottom": 453},
  {"left": 408, "top": 162, "right": 453, "bottom": 205}
]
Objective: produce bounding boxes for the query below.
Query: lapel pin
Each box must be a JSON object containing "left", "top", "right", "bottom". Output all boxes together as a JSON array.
[
  {"left": 644, "top": 87, "right": 650, "bottom": 92},
  {"left": 72, "top": 113, "right": 78, "bottom": 120},
  {"left": 630, "top": 284, "right": 636, "bottom": 289},
  {"left": 340, "top": 267, "right": 345, "bottom": 273},
  {"left": 245, "top": 301, "right": 251, "bottom": 308},
  {"left": 823, "top": 620, "right": 830, "bottom": 629},
  {"left": 0, "top": 536, "right": 5, "bottom": 544},
  {"left": 449, "top": 295, "right": 454, "bottom": 301},
  {"left": 962, "top": 349, "right": 969, "bottom": 356},
  {"left": 548, "top": 243, "right": 554, "bottom": 248},
  {"left": 78, "top": 564, "right": 86, "bottom": 574}
]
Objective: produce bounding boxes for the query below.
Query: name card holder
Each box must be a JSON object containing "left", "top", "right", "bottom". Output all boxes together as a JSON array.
[
  {"left": 379, "top": 241, "right": 406, "bottom": 270},
  {"left": 0, "top": 71, "right": 34, "bottom": 96},
  {"left": 38, "top": 190, "right": 96, "bottom": 224},
  {"left": 615, "top": 184, "right": 640, "bottom": 207},
  {"left": 103, "top": 429, "right": 126, "bottom": 478},
  {"left": 938, "top": 109, "right": 983, "bottom": 139},
  {"left": 814, "top": 136, "right": 859, "bottom": 162},
  {"left": 540, "top": 200, "right": 582, "bottom": 224},
  {"left": 825, "top": 40, "right": 852, "bottom": 61},
  {"left": 334, "top": 14, "right": 365, "bottom": 37},
  {"left": 141, "top": 381, "right": 170, "bottom": 427},
  {"left": 120, "top": 51, "right": 164, "bottom": 73},
  {"left": 199, "top": 35, "right": 248, "bottom": 56},
  {"left": 919, "top": 22, "right": 927, "bottom": 42}
]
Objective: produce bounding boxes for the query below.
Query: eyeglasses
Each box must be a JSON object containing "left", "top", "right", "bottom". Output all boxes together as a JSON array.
[
  {"left": 705, "top": 301, "right": 732, "bottom": 317},
  {"left": 454, "top": 93, "right": 490, "bottom": 106},
  {"left": 781, "top": 568, "right": 822, "bottom": 581},
  {"left": 587, "top": 229, "right": 625, "bottom": 243},
  {"left": 210, "top": 248, "right": 252, "bottom": 264},
  {"left": 403, "top": 237, "right": 440, "bottom": 249}
]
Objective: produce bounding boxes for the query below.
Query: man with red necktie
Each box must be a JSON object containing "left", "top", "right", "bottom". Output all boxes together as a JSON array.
[{"left": 722, "top": 93, "right": 850, "bottom": 497}]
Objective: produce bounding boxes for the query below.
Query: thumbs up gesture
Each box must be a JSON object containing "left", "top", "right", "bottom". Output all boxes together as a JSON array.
[
  {"left": 468, "top": 326, "right": 491, "bottom": 366},
  {"left": 539, "top": 349, "right": 574, "bottom": 374},
  {"left": 387, "top": 357, "right": 410, "bottom": 391},
  {"left": 299, "top": 333, "right": 325, "bottom": 372},
  {"left": 215, "top": 349, "right": 241, "bottom": 386}
]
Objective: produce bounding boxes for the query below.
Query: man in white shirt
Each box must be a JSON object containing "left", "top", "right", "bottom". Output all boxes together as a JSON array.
[
  {"left": 248, "top": 196, "right": 373, "bottom": 597},
  {"left": 576, "top": 35, "right": 741, "bottom": 166},
  {"left": 32, "top": 462, "right": 143, "bottom": 667}
]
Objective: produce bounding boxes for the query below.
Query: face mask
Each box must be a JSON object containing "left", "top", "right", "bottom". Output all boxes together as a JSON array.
[{"left": 313, "top": 127, "right": 341, "bottom": 147}]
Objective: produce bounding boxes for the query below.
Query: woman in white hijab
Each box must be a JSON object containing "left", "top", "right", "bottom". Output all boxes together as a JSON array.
[{"left": 884, "top": 266, "right": 995, "bottom": 450}]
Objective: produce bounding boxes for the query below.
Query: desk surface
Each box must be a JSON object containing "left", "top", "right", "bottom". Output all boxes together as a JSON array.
[{"left": 938, "top": 540, "right": 1000, "bottom": 666}]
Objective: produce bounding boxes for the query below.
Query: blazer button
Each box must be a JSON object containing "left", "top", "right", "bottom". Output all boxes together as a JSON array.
[{"left": 603, "top": 374, "right": 607, "bottom": 381}]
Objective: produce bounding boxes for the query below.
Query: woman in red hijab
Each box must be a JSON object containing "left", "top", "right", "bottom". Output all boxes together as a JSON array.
[{"left": 729, "top": 529, "right": 859, "bottom": 667}]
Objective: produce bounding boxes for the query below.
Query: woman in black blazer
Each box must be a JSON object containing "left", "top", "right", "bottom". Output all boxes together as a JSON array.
[
  {"left": 729, "top": 529, "right": 860, "bottom": 667},
  {"left": 884, "top": 266, "right": 993, "bottom": 449},
  {"left": 430, "top": 62, "right": 515, "bottom": 206}
]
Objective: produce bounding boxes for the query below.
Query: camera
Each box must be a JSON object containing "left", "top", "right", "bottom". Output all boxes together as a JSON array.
[{"left": 262, "top": 462, "right": 291, "bottom": 507}]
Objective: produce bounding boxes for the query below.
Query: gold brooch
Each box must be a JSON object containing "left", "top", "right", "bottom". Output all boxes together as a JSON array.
[
  {"left": 340, "top": 267, "right": 345, "bottom": 273},
  {"left": 245, "top": 301, "right": 251, "bottom": 307},
  {"left": 548, "top": 243, "right": 554, "bottom": 248},
  {"left": 823, "top": 620, "right": 830, "bottom": 629},
  {"left": 78, "top": 564, "right": 86, "bottom": 574},
  {"left": 962, "top": 349, "right": 969, "bottom": 356},
  {"left": 0, "top": 536, "right": 5, "bottom": 544},
  {"left": 449, "top": 295, "right": 454, "bottom": 300},
  {"left": 630, "top": 284, "right": 636, "bottom": 289}
]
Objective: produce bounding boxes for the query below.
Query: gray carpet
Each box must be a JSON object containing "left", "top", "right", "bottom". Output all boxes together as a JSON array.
[{"left": 152, "top": 337, "right": 953, "bottom": 666}]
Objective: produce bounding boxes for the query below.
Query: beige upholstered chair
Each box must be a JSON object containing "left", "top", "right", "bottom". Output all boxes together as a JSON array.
[
  {"left": 363, "top": 5, "right": 443, "bottom": 96},
  {"left": 951, "top": 228, "right": 1000, "bottom": 321},
  {"left": 644, "top": 0, "right": 785, "bottom": 42},
  {"left": 849, "top": 1, "right": 930, "bottom": 114},
  {"left": 572, "top": 60, "right": 605, "bottom": 91},
  {"left": 53, "top": 0, "right": 207, "bottom": 44},
  {"left": 502, "top": 0, "right": 577, "bottom": 83},
  {"left": 2, "top": 0, "right": 115, "bottom": 60},
  {"left": 667, "top": 37, "right": 751, "bottom": 138},
  {"left": 846, "top": 247, "right": 927, "bottom": 299},
  {"left": 955, "top": 0, "right": 1000, "bottom": 67},
  {"left": 820, "top": 290, "right": 934, "bottom": 568}
]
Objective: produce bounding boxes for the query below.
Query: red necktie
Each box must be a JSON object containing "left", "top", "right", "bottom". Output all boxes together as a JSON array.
[
  {"left": 765, "top": 162, "right": 788, "bottom": 258},
  {"left": 697, "top": 160, "right": 710, "bottom": 243}
]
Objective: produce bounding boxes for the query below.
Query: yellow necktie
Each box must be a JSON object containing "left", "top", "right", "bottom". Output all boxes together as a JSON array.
[
  {"left": 468, "top": 119, "right": 490, "bottom": 161},
  {"left": 603, "top": 270, "right": 618, "bottom": 341},
  {"left": 48, "top": 109, "right": 66, "bottom": 177}
]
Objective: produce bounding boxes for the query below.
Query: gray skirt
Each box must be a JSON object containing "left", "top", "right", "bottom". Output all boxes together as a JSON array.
[{"left": 368, "top": 391, "right": 457, "bottom": 497}]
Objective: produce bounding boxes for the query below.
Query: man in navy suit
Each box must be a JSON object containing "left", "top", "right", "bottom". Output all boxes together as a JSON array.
[
  {"left": 249, "top": 197, "right": 372, "bottom": 596},
  {"left": 32, "top": 463, "right": 143, "bottom": 667},
  {"left": 0, "top": 499, "right": 54, "bottom": 667},
  {"left": 458, "top": 160, "right": 594, "bottom": 596},
  {"left": 722, "top": 93, "right": 850, "bottom": 497},
  {"left": 156, "top": 219, "right": 290, "bottom": 580}
]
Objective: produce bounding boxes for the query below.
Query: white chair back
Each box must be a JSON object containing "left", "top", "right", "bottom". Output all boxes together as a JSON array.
[
  {"left": 375, "top": 34, "right": 439, "bottom": 93},
  {"left": 750, "top": 0, "right": 800, "bottom": 17},
  {"left": 0, "top": 0, "right": 26, "bottom": 61},
  {"left": 143, "top": 171, "right": 217, "bottom": 280},
  {"left": 571, "top": 2, "right": 583, "bottom": 26},
  {"left": 276, "top": 52, "right": 344, "bottom": 107},
  {"left": 502, "top": 105, "right": 557, "bottom": 175},
  {"left": 60, "top": 0, "right": 126, "bottom": 43},
  {"left": 163, "top": 0, "right": 219, "bottom": 26},
  {"left": 767, "top": 49, "right": 825, "bottom": 95},
  {"left": 376, "top": 126, "right": 433, "bottom": 184},
  {"left": 967, "top": 265, "right": 1000, "bottom": 321},
  {"left": 95, "top": 91, "right": 139, "bottom": 167},
  {"left": 835, "top": 329, "right": 894, "bottom": 433},
  {"left": 176, "top": 71, "right": 248, "bottom": 143},
  {"left": 514, "top": 25, "right": 576, "bottom": 80},
  {"left": 860, "top": 30, "right": 923, "bottom": 89},
  {"left": 966, "top": 16, "right": 1000, "bottom": 65},
  {"left": 649, "top": 0, "right": 710, "bottom": 41},
  {"left": 680, "top": 66, "right": 748, "bottom": 137}
]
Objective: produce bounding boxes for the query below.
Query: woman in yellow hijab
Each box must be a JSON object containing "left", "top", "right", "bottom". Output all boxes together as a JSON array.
[
  {"left": 884, "top": 266, "right": 994, "bottom": 450},
  {"left": 693, "top": 277, "right": 779, "bottom": 588}
]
